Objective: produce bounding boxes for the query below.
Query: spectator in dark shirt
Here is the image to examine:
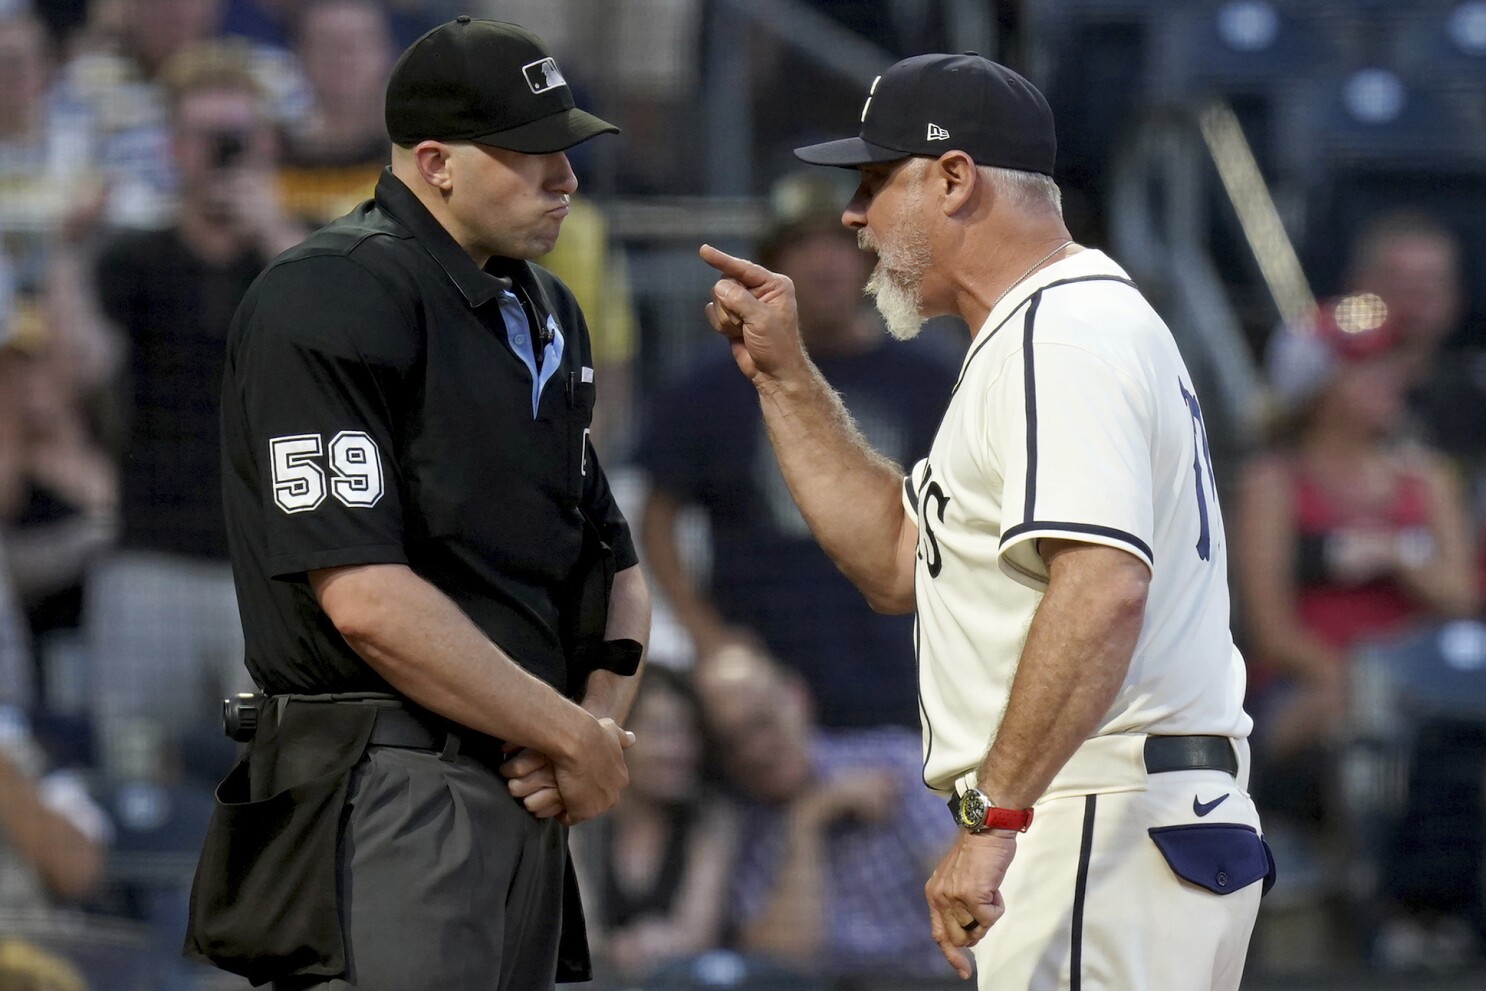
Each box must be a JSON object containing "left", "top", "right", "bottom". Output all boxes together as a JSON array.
[
  {"left": 638, "top": 174, "right": 955, "bottom": 728},
  {"left": 79, "top": 42, "right": 302, "bottom": 780}
]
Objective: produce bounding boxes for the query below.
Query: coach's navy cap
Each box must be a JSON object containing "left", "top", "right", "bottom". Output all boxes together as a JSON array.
[
  {"left": 385, "top": 17, "right": 618, "bottom": 153},
  {"left": 794, "top": 53, "right": 1056, "bottom": 175}
]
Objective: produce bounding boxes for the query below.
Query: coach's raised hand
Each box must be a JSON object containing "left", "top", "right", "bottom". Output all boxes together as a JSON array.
[{"left": 700, "top": 244, "right": 812, "bottom": 387}]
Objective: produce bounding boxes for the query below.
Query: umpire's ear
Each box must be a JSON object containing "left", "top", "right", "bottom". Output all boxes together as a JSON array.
[
  {"left": 408, "top": 140, "right": 455, "bottom": 192},
  {"left": 933, "top": 150, "right": 980, "bottom": 219}
]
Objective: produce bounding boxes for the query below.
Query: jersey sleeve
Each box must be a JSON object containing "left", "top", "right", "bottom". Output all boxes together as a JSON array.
[
  {"left": 991, "top": 340, "right": 1155, "bottom": 587},
  {"left": 903, "top": 457, "right": 929, "bottom": 525},
  {"left": 228, "top": 255, "right": 417, "bottom": 581}
]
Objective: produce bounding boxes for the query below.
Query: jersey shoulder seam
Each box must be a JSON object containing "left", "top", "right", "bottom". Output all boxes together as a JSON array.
[
  {"left": 953, "top": 275, "right": 1141, "bottom": 394},
  {"left": 260, "top": 245, "right": 409, "bottom": 313}
]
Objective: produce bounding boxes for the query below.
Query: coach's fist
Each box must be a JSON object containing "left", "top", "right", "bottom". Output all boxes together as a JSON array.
[
  {"left": 926, "top": 830, "right": 1018, "bottom": 980},
  {"left": 700, "top": 244, "right": 811, "bottom": 387}
]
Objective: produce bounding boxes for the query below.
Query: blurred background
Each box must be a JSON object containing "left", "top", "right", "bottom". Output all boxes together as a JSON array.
[{"left": 0, "top": 0, "right": 1484, "bottom": 988}]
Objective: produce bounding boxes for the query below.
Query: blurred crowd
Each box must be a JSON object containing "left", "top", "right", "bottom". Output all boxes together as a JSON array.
[{"left": 0, "top": 0, "right": 1483, "bottom": 989}]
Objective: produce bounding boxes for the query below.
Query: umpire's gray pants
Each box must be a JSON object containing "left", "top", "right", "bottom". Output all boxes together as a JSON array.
[{"left": 276, "top": 745, "right": 567, "bottom": 991}]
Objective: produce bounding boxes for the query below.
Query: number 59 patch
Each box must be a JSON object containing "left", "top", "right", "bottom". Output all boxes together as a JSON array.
[{"left": 270, "top": 431, "right": 384, "bottom": 514}]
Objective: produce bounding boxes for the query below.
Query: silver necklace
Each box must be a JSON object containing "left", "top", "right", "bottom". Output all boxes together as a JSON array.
[{"left": 990, "top": 239, "right": 1074, "bottom": 312}]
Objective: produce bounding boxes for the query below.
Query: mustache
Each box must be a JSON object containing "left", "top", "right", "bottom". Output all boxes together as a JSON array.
[{"left": 857, "top": 229, "right": 876, "bottom": 253}]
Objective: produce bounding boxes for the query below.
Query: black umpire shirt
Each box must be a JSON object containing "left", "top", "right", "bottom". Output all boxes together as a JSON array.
[{"left": 220, "top": 168, "right": 638, "bottom": 697}]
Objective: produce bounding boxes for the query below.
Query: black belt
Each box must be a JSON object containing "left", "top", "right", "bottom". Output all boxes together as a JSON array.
[
  {"left": 367, "top": 704, "right": 511, "bottom": 765},
  {"left": 267, "top": 695, "right": 510, "bottom": 766},
  {"left": 1144, "top": 735, "right": 1238, "bottom": 777}
]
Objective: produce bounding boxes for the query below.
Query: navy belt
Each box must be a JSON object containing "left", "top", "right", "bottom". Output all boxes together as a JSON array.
[{"left": 1144, "top": 734, "right": 1238, "bottom": 777}]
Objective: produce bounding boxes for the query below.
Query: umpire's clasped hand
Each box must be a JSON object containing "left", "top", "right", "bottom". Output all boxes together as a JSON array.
[{"left": 552, "top": 716, "right": 636, "bottom": 827}]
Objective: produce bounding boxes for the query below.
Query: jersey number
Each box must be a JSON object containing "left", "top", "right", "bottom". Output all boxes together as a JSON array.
[
  {"left": 1179, "top": 381, "right": 1216, "bottom": 561},
  {"left": 270, "top": 432, "right": 384, "bottom": 514}
]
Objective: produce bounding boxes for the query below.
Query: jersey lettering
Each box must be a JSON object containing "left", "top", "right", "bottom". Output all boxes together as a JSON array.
[
  {"left": 270, "top": 431, "right": 385, "bottom": 514},
  {"left": 917, "top": 464, "right": 951, "bottom": 578},
  {"left": 1179, "top": 380, "right": 1216, "bottom": 561}
]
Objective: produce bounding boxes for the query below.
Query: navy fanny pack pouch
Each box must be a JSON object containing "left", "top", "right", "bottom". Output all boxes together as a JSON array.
[{"left": 1149, "top": 823, "right": 1277, "bottom": 896}]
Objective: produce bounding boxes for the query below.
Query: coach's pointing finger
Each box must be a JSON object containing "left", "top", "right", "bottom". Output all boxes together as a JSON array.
[
  {"left": 700, "top": 249, "right": 809, "bottom": 387},
  {"left": 699, "top": 243, "right": 773, "bottom": 290}
]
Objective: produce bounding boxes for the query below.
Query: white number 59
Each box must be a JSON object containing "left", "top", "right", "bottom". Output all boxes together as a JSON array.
[{"left": 270, "top": 431, "right": 384, "bottom": 514}]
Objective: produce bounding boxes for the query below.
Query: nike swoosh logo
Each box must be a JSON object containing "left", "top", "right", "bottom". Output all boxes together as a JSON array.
[{"left": 1193, "top": 794, "right": 1229, "bottom": 817}]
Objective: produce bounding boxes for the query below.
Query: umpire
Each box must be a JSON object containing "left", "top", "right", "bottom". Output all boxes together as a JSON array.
[{"left": 184, "top": 18, "right": 648, "bottom": 990}]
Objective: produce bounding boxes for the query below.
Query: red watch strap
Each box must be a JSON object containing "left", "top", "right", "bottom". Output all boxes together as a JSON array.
[{"left": 982, "top": 805, "right": 1034, "bottom": 832}]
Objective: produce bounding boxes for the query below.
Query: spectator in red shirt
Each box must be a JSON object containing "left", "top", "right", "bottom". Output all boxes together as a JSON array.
[{"left": 1236, "top": 296, "right": 1478, "bottom": 772}]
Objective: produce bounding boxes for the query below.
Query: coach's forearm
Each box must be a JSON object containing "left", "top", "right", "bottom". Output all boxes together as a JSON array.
[
  {"left": 976, "top": 543, "right": 1149, "bottom": 809},
  {"left": 311, "top": 563, "right": 599, "bottom": 759},
  {"left": 755, "top": 365, "right": 916, "bottom": 612}
]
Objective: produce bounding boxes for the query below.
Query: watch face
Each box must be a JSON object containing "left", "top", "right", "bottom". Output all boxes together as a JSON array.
[{"left": 958, "top": 789, "right": 988, "bottom": 830}]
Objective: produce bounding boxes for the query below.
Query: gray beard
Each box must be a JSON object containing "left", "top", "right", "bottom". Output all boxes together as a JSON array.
[
  {"left": 858, "top": 203, "right": 931, "bottom": 342},
  {"left": 865, "top": 264, "right": 927, "bottom": 341}
]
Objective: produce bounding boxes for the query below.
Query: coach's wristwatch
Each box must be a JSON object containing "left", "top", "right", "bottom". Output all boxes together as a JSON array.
[{"left": 952, "top": 787, "right": 1034, "bottom": 834}]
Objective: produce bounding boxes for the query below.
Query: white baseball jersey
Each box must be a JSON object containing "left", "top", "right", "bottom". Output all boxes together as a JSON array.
[{"left": 903, "top": 248, "right": 1252, "bottom": 797}]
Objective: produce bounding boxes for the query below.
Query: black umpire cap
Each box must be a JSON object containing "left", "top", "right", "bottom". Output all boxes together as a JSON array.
[
  {"left": 385, "top": 16, "right": 619, "bottom": 153},
  {"left": 794, "top": 52, "right": 1056, "bottom": 176}
]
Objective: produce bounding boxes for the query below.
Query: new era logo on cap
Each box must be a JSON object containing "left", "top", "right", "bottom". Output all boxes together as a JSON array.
[
  {"left": 927, "top": 123, "right": 950, "bottom": 140},
  {"left": 523, "top": 57, "right": 566, "bottom": 94}
]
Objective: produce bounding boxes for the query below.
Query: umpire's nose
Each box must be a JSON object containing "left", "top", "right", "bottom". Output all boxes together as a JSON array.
[{"left": 548, "top": 152, "right": 578, "bottom": 196}]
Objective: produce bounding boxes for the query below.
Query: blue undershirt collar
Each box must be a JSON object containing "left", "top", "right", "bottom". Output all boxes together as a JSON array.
[{"left": 496, "top": 289, "right": 565, "bottom": 418}]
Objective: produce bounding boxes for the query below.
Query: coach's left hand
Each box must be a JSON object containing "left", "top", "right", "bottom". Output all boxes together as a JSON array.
[{"left": 925, "top": 830, "right": 1018, "bottom": 980}]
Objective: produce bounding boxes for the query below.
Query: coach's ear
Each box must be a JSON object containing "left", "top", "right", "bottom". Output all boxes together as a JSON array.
[{"left": 935, "top": 150, "right": 979, "bottom": 219}]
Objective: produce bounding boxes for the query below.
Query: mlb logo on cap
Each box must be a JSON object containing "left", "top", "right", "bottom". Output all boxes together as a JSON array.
[
  {"left": 384, "top": 17, "right": 617, "bottom": 153},
  {"left": 523, "top": 57, "right": 566, "bottom": 95}
]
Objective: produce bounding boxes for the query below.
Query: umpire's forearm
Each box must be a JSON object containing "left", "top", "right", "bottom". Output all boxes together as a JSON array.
[
  {"left": 580, "top": 564, "right": 650, "bottom": 723},
  {"left": 310, "top": 563, "right": 596, "bottom": 759},
  {"left": 755, "top": 366, "right": 916, "bottom": 613}
]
